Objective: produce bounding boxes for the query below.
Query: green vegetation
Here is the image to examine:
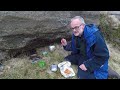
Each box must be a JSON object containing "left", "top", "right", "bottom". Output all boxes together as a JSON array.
[
  {"left": 99, "top": 14, "right": 120, "bottom": 49},
  {"left": 0, "top": 44, "right": 77, "bottom": 79}
]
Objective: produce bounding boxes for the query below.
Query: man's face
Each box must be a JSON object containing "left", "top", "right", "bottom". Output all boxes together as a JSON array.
[{"left": 70, "top": 19, "right": 84, "bottom": 36}]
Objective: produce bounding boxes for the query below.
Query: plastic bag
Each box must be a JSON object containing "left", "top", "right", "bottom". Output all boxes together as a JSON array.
[
  {"left": 58, "top": 61, "right": 75, "bottom": 78},
  {"left": 58, "top": 61, "right": 71, "bottom": 68}
]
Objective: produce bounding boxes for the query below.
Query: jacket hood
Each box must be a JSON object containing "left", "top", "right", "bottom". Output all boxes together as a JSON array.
[{"left": 84, "top": 24, "right": 99, "bottom": 39}]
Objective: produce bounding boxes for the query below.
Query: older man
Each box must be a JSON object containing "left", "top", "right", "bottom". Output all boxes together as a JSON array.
[{"left": 61, "top": 16, "right": 109, "bottom": 79}]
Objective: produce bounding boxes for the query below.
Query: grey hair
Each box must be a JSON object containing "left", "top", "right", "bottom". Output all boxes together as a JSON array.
[{"left": 71, "top": 16, "right": 85, "bottom": 24}]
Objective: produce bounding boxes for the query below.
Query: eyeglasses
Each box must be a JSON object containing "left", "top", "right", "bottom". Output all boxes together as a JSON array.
[{"left": 70, "top": 24, "right": 82, "bottom": 30}]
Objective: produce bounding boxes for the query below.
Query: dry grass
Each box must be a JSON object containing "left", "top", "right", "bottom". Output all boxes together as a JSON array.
[
  {"left": 0, "top": 44, "right": 78, "bottom": 79},
  {"left": 0, "top": 42, "right": 120, "bottom": 79}
]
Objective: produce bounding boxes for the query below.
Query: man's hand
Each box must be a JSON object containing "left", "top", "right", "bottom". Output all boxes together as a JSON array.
[
  {"left": 79, "top": 64, "right": 87, "bottom": 71},
  {"left": 61, "top": 38, "right": 67, "bottom": 46}
]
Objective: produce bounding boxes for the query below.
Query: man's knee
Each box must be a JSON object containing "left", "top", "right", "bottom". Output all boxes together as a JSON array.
[
  {"left": 108, "top": 66, "right": 120, "bottom": 79},
  {"left": 64, "top": 54, "right": 78, "bottom": 65}
]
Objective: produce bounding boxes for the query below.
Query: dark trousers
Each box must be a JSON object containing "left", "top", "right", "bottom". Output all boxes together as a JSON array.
[
  {"left": 108, "top": 67, "right": 120, "bottom": 79},
  {"left": 65, "top": 54, "right": 96, "bottom": 79}
]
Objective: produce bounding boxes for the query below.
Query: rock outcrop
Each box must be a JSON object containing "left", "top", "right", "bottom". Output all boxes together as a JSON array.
[{"left": 0, "top": 11, "right": 101, "bottom": 61}]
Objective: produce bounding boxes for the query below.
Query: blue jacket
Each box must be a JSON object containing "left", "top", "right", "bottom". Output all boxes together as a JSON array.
[{"left": 64, "top": 24, "right": 109, "bottom": 79}]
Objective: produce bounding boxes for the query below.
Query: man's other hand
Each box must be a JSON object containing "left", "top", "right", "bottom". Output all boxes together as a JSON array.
[{"left": 79, "top": 64, "right": 87, "bottom": 71}]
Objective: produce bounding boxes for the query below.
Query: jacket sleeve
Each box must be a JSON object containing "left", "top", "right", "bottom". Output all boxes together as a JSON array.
[
  {"left": 83, "top": 31, "right": 109, "bottom": 73},
  {"left": 63, "top": 41, "right": 72, "bottom": 51}
]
